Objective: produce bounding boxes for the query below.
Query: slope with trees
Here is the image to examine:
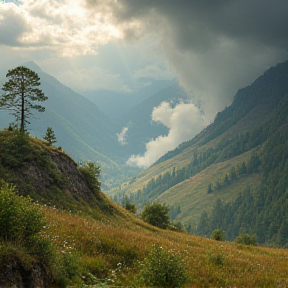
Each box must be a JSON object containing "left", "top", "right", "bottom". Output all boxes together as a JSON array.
[
  {"left": 115, "top": 60, "right": 288, "bottom": 246},
  {"left": 1, "top": 129, "right": 288, "bottom": 287}
]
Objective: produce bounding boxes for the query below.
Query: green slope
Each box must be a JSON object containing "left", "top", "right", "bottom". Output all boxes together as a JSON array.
[{"left": 114, "top": 60, "right": 288, "bottom": 245}]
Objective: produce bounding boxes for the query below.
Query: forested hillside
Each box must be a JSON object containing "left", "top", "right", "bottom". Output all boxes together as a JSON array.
[
  {"left": 113, "top": 60, "right": 288, "bottom": 247},
  {"left": 197, "top": 94, "right": 288, "bottom": 245}
]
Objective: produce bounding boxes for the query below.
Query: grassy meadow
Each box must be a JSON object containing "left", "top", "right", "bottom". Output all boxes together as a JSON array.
[{"left": 41, "top": 203, "right": 288, "bottom": 288}]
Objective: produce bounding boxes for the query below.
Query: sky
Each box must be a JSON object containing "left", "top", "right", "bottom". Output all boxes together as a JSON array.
[{"left": 1, "top": 0, "right": 288, "bottom": 168}]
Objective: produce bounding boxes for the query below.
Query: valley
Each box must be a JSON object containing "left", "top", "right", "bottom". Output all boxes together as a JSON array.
[{"left": 1, "top": 60, "right": 288, "bottom": 287}]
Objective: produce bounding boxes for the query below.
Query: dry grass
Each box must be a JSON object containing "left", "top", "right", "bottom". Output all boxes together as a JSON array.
[{"left": 41, "top": 204, "right": 288, "bottom": 288}]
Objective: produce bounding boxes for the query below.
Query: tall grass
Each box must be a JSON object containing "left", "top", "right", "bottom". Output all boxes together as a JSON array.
[{"left": 41, "top": 205, "right": 288, "bottom": 287}]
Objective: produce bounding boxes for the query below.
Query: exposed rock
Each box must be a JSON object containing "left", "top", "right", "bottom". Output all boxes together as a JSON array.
[
  {"left": 17, "top": 148, "right": 96, "bottom": 203},
  {"left": 0, "top": 262, "right": 48, "bottom": 288}
]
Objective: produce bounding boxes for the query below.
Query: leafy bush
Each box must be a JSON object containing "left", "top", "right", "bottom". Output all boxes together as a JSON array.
[
  {"left": 0, "top": 132, "right": 33, "bottom": 167},
  {"left": 235, "top": 234, "right": 257, "bottom": 246},
  {"left": 124, "top": 202, "right": 137, "bottom": 214},
  {"left": 141, "top": 203, "right": 170, "bottom": 229},
  {"left": 0, "top": 181, "right": 46, "bottom": 244},
  {"left": 136, "top": 244, "right": 188, "bottom": 288},
  {"left": 211, "top": 229, "right": 225, "bottom": 241},
  {"left": 78, "top": 161, "right": 101, "bottom": 191}
]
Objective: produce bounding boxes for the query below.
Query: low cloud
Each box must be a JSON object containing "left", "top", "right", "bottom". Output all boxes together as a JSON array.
[
  {"left": 117, "top": 126, "right": 129, "bottom": 146},
  {"left": 127, "top": 102, "right": 208, "bottom": 168}
]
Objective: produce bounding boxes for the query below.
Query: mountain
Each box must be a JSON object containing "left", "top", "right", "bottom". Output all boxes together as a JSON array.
[
  {"left": 114, "top": 60, "right": 288, "bottom": 246},
  {"left": 0, "top": 62, "right": 134, "bottom": 185},
  {"left": 116, "top": 83, "right": 189, "bottom": 158},
  {"left": 0, "top": 64, "right": 186, "bottom": 187},
  {"left": 82, "top": 79, "right": 175, "bottom": 119}
]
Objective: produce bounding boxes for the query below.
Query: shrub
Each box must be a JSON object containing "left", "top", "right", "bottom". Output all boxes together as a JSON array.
[
  {"left": 0, "top": 181, "right": 46, "bottom": 244},
  {"left": 0, "top": 181, "right": 58, "bottom": 285},
  {"left": 211, "top": 229, "right": 225, "bottom": 241},
  {"left": 234, "top": 234, "right": 257, "bottom": 246},
  {"left": 136, "top": 244, "right": 188, "bottom": 288},
  {"left": 141, "top": 203, "right": 170, "bottom": 229},
  {"left": 124, "top": 202, "right": 137, "bottom": 214},
  {"left": 78, "top": 161, "right": 101, "bottom": 191}
]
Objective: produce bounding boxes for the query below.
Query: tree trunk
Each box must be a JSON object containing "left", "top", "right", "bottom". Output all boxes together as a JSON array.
[{"left": 20, "top": 75, "right": 25, "bottom": 132}]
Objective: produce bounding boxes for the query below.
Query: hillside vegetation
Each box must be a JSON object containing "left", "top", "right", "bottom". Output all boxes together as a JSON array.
[
  {"left": 1, "top": 131, "right": 288, "bottom": 287},
  {"left": 113, "top": 61, "right": 288, "bottom": 246}
]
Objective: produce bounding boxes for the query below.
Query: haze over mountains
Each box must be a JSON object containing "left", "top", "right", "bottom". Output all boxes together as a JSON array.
[
  {"left": 1, "top": 57, "right": 288, "bottom": 247},
  {"left": 0, "top": 61, "right": 193, "bottom": 186}
]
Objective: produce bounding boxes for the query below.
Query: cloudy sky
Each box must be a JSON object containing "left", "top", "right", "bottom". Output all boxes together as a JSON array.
[{"left": 1, "top": 0, "right": 288, "bottom": 167}]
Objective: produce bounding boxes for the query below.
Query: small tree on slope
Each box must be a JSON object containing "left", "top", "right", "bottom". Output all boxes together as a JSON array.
[{"left": 43, "top": 127, "right": 57, "bottom": 146}]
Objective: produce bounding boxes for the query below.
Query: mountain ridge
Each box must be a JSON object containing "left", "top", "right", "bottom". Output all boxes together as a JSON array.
[{"left": 113, "top": 60, "right": 288, "bottom": 246}]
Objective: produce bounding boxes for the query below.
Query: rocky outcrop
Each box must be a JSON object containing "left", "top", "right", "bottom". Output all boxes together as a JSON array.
[
  {"left": 0, "top": 262, "right": 48, "bottom": 288},
  {"left": 17, "top": 148, "right": 96, "bottom": 203}
]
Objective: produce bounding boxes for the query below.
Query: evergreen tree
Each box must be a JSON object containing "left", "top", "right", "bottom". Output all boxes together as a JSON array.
[
  {"left": 207, "top": 183, "right": 213, "bottom": 194},
  {"left": 43, "top": 127, "right": 57, "bottom": 146},
  {"left": 229, "top": 166, "right": 237, "bottom": 181},
  {"left": 0, "top": 66, "right": 47, "bottom": 132},
  {"left": 197, "top": 210, "right": 210, "bottom": 236}
]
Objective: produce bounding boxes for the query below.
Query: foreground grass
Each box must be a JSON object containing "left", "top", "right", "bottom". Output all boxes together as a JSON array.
[{"left": 41, "top": 204, "right": 288, "bottom": 288}]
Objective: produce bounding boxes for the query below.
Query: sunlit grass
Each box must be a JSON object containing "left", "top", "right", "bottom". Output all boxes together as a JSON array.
[{"left": 41, "top": 205, "right": 288, "bottom": 287}]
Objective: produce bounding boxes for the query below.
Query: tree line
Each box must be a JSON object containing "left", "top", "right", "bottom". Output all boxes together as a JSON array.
[{"left": 197, "top": 95, "right": 288, "bottom": 247}]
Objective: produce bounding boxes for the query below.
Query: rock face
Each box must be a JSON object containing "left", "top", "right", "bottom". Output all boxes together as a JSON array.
[
  {"left": 17, "top": 148, "right": 97, "bottom": 204},
  {"left": 0, "top": 262, "right": 48, "bottom": 288}
]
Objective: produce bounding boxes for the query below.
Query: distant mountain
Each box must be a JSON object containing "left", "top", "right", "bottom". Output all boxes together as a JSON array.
[
  {"left": 117, "top": 83, "right": 189, "bottom": 158},
  {"left": 0, "top": 62, "right": 181, "bottom": 187},
  {"left": 82, "top": 79, "right": 175, "bottom": 119},
  {"left": 115, "top": 60, "right": 288, "bottom": 246}
]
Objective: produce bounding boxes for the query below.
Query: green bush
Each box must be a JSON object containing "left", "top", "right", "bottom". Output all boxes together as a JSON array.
[
  {"left": 234, "top": 234, "right": 257, "bottom": 246},
  {"left": 211, "top": 229, "right": 225, "bottom": 241},
  {"left": 124, "top": 202, "right": 137, "bottom": 214},
  {"left": 78, "top": 161, "right": 101, "bottom": 191},
  {"left": 136, "top": 244, "right": 188, "bottom": 288},
  {"left": 0, "top": 182, "right": 46, "bottom": 244},
  {"left": 141, "top": 203, "right": 170, "bottom": 229}
]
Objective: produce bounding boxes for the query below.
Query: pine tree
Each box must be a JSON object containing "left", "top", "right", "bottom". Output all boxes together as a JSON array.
[
  {"left": 43, "top": 127, "right": 57, "bottom": 146},
  {"left": 207, "top": 183, "right": 213, "bottom": 194},
  {"left": 0, "top": 66, "right": 47, "bottom": 132}
]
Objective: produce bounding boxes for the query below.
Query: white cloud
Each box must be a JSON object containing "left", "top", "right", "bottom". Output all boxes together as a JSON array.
[
  {"left": 0, "top": 0, "right": 124, "bottom": 55},
  {"left": 127, "top": 102, "right": 208, "bottom": 168},
  {"left": 117, "top": 126, "right": 129, "bottom": 145},
  {"left": 0, "top": 2, "right": 31, "bottom": 46}
]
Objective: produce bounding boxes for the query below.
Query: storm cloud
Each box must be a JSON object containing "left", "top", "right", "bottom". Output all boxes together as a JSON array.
[{"left": 86, "top": 0, "right": 288, "bottom": 116}]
